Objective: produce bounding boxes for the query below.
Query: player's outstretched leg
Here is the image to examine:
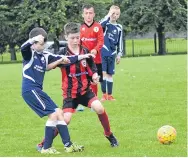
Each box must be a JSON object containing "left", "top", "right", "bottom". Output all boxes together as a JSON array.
[{"left": 91, "top": 100, "right": 119, "bottom": 147}]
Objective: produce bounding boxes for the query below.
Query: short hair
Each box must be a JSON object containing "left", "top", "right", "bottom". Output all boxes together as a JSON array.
[
  {"left": 82, "top": 4, "right": 95, "bottom": 11},
  {"left": 64, "top": 22, "right": 80, "bottom": 35},
  {"left": 29, "top": 27, "right": 48, "bottom": 42}
]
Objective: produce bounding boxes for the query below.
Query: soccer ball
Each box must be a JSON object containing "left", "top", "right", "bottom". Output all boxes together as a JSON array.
[{"left": 157, "top": 125, "right": 177, "bottom": 145}]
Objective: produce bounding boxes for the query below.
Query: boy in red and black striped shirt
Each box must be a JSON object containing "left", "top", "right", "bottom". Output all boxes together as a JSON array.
[{"left": 36, "top": 22, "right": 118, "bottom": 149}]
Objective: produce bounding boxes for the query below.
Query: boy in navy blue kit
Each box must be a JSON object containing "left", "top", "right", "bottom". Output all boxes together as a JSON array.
[
  {"left": 21, "top": 27, "right": 92, "bottom": 154},
  {"left": 100, "top": 5, "right": 123, "bottom": 101}
]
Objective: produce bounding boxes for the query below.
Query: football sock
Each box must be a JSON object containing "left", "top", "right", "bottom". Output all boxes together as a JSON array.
[
  {"left": 56, "top": 120, "right": 72, "bottom": 147},
  {"left": 43, "top": 120, "right": 57, "bottom": 149},
  {"left": 38, "top": 128, "right": 58, "bottom": 146},
  {"left": 101, "top": 78, "right": 107, "bottom": 93},
  {"left": 98, "top": 111, "right": 112, "bottom": 136},
  {"left": 107, "top": 78, "right": 113, "bottom": 95},
  {"left": 91, "top": 84, "right": 98, "bottom": 96}
]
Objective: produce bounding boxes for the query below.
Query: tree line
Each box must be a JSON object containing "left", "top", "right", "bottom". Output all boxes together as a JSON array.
[{"left": 0, "top": 0, "right": 186, "bottom": 60}]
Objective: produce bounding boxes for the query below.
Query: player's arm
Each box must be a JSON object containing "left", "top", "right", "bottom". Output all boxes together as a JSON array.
[
  {"left": 99, "top": 15, "right": 110, "bottom": 28},
  {"left": 116, "top": 25, "right": 123, "bottom": 64},
  {"left": 86, "top": 56, "right": 100, "bottom": 84},
  {"left": 47, "top": 53, "right": 95, "bottom": 70},
  {"left": 99, "top": 9, "right": 115, "bottom": 28},
  {"left": 47, "top": 55, "right": 71, "bottom": 70},
  {"left": 91, "top": 24, "right": 104, "bottom": 55},
  {"left": 21, "top": 35, "right": 44, "bottom": 60}
]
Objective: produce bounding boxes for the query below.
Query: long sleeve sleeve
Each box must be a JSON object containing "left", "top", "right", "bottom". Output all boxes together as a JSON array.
[
  {"left": 21, "top": 39, "right": 35, "bottom": 60},
  {"left": 117, "top": 25, "right": 123, "bottom": 57},
  {"left": 86, "top": 57, "right": 97, "bottom": 77},
  {"left": 99, "top": 15, "right": 110, "bottom": 29}
]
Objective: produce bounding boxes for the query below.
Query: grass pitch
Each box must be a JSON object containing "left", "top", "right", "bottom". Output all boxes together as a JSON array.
[{"left": 0, "top": 54, "right": 187, "bottom": 157}]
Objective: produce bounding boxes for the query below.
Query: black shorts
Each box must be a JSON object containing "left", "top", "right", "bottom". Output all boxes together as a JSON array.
[
  {"left": 96, "top": 63, "right": 103, "bottom": 82},
  {"left": 63, "top": 89, "right": 98, "bottom": 113}
]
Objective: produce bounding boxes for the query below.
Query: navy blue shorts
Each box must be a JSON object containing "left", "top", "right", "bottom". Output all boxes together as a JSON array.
[
  {"left": 22, "top": 89, "right": 58, "bottom": 118},
  {"left": 102, "top": 55, "right": 115, "bottom": 75}
]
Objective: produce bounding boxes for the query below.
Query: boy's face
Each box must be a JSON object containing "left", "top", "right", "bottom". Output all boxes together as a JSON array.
[
  {"left": 110, "top": 9, "right": 120, "bottom": 22},
  {"left": 82, "top": 7, "right": 95, "bottom": 24},
  {"left": 65, "top": 32, "right": 80, "bottom": 48},
  {"left": 33, "top": 41, "right": 46, "bottom": 52}
]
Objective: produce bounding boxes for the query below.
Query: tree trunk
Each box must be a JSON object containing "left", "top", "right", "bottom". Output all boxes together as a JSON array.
[
  {"left": 53, "top": 37, "right": 60, "bottom": 54},
  {"left": 156, "top": 23, "right": 166, "bottom": 55},
  {"left": 9, "top": 44, "right": 17, "bottom": 61},
  {"left": 53, "top": 29, "right": 60, "bottom": 54}
]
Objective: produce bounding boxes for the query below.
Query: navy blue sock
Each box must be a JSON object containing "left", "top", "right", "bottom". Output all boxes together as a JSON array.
[
  {"left": 107, "top": 81, "right": 113, "bottom": 95},
  {"left": 56, "top": 121, "right": 72, "bottom": 147},
  {"left": 101, "top": 79, "right": 107, "bottom": 93},
  {"left": 43, "top": 121, "right": 56, "bottom": 149}
]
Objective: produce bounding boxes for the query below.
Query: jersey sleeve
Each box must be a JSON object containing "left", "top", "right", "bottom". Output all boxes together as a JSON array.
[
  {"left": 99, "top": 15, "right": 110, "bottom": 29},
  {"left": 94, "top": 24, "right": 104, "bottom": 53},
  {"left": 48, "top": 54, "right": 78, "bottom": 68},
  {"left": 117, "top": 25, "right": 123, "bottom": 57},
  {"left": 21, "top": 39, "right": 34, "bottom": 60},
  {"left": 47, "top": 47, "right": 78, "bottom": 67}
]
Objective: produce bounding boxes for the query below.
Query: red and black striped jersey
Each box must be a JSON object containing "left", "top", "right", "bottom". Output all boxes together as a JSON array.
[{"left": 58, "top": 45, "right": 97, "bottom": 98}]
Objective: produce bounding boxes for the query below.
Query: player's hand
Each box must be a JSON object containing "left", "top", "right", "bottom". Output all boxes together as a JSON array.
[
  {"left": 32, "top": 35, "right": 45, "bottom": 45},
  {"left": 116, "top": 56, "right": 121, "bottom": 64},
  {"left": 90, "top": 49, "right": 97, "bottom": 55},
  {"left": 84, "top": 53, "right": 96, "bottom": 58},
  {"left": 79, "top": 54, "right": 96, "bottom": 60},
  {"left": 107, "top": 8, "right": 116, "bottom": 17},
  {"left": 60, "top": 55, "right": 70, "bottom": 64},
  {"left": 92, "top": 73, "right": 100, "bottom": 84}
]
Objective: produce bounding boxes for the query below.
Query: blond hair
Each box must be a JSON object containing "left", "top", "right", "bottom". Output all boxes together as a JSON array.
[{"left": 110, "top": 5, "right": 120, "bottom": 10}]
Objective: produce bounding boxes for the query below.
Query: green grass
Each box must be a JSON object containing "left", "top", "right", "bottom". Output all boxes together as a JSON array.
[
  {"left": 0, "top": 38, "right": 187, "bottom": 62},
  {"left": 0, "top": 54, "right": 187, "bottom": 156}
]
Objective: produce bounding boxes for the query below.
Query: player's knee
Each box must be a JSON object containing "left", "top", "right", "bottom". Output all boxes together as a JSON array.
[
  {"left": 48, "top": 112, "right": 58, "bottom": 121},
  {"left": 63, "top": 113, "right": 72, "bottom": 125},
  {"left": 64, "top": 117, "right": 71, "bottom": 125},
  {"left": 55, "top": 108, "right": 64, "bottom": 119},
  {"left": 106, "top": 74, "right": 112, "bottom": 79},
  {"left": 91, "top": 100, "right": 104, "bottom": 114}
]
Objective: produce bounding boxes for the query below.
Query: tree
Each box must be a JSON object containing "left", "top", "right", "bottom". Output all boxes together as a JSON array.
[
  {"left": 0, "top": 0, "right": 25, "bottom": 60},
  {"left": 18, "top": 0, "right": 69, "bottom": 52},
  {"left": 118, "top": 0, "right": 187, "bottom": 55},
  {"left": 65, "top": 0, "right": 112, "bottom": 22}
]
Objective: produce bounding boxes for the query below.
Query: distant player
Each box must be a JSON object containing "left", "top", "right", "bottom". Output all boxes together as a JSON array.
[
  {"left": 36, "top": 22, "right": 118, "bottom": 150},
  {"left": 77, "top": 3, "right": 104, "bottom": 111},
  {"left": 80, "top": 4, "right": 104, "bottom": 95},
  {"left": 21, "top": 27, "right": 91, "bottom": 154},
  {"left": 100, "top": 5, "right": 123, "bottom": 101}
]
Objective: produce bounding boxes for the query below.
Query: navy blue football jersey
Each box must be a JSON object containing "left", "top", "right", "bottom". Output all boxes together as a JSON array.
[{"left": 100, "top": 16, "right": 123, "bottom": 57}]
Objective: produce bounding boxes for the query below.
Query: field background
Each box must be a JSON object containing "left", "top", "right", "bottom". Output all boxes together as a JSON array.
[
  {"left": 0, "top": 54, "right": 187, "bottom": 157},
  {"left": 0, "top": 38, "right": 187, "bottom": 62}
]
